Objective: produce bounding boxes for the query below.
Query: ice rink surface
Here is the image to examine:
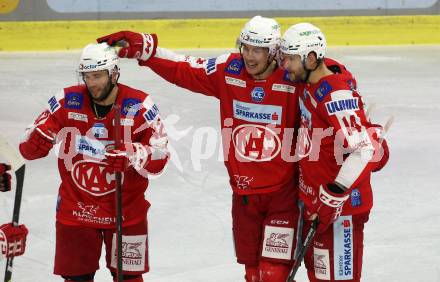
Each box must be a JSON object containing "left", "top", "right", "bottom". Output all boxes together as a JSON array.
[{"left": 1, "top": 45, "right": 440, "bottom": 281}]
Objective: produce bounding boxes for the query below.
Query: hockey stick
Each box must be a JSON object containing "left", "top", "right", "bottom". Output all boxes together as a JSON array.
[
  {"left": 113, "top": 105, "right": 123, "bottom": 282},
  {"left": 0, "top": 136, "right": 26, "bottom": 282},
  {"left": 286, "top": 218, "right": 319, "bottom": 282}
]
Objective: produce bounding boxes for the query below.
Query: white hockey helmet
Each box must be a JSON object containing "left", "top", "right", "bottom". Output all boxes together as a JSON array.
[
  {"left": 78, "top": 42, "right": 119, "bottom": 74},
  {"left": 280, "top": 23, "right": 326, "bottom": 60},
  {"left": 238, "top": 15, "right": 281, "bottom": 56}
]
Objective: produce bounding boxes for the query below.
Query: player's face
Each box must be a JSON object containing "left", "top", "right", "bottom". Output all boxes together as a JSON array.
[
  {"left": 241, "top": 44, "right": 270, "bottom": 76},
  {"left": 82, "top": 70, "right": 113, "bottom": 101},
  {"left": 279, "top": 53, "right": 305, "bottom": 82}
]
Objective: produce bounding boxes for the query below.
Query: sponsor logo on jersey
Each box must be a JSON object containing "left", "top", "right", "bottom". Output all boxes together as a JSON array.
[
  {"left": 334, "top": 216, "right": 354, "bottom": 280},
  {"left": 233, "top": 175, "right": 254, "bottom": 190},
  {"left": 72, "top": 202, "right": 119, "bottom": 225},
  {"left": 350, "top": 188, "right": 362, "bottom": 207},
  {"left": 111, "top": 234, "right": 147, "bottom": 272},
  {"left": 262, "top": 226, "right": 294, "bottom": 260},
  {"left": 232, "top": 124, "right": 281, "bottom": 162},
  {"left": 75, "top": 135, "right": 109, "bottom": 159},
  {"left": 71, "top": 160, "right": 117, "bottom": 196},
  {"left": 325, "top": 98, "right": 359, "bottom": 115},
  {"left": 225, "top": 76, "right": 246, "bottom": 88},
  {"left": 314, "top": 81, "right": 332, "bottom": 102},
  {"left": 68, "top": 112, "right": 88, "bottom": 122},
  {"left": 92, "top": 123, "right": 107, "bottom": 139},
  {"left": 120, "top": 118, "right": 134, "bottom": 126},
  {"left": 225, "top": 58, "right": 243, "bottom": 75},
  {"left": 272, "top": 83, "right": 296, "bottom": 94},
  {"left": 233, "top": 100, "right": 282, "bottom": 125},
  {"left": 314, "top": 247, "right": 331, "bottom": 280},
  {"left": 65, "top": 92, "right": 83, "bottom": 109},
  {"left": 251, "top": 87, "right": 265, "bottom": 102},
  {"left": 144, "top": 104, "right": 159, "bottom": 123},
  {"left": 121, "top": 98, "right": 141, "bottom": 116},
  {"left": 204, "top": 57, "right": 217, "bottom": 75},
  {"left": 48, "top": 96, "right": 61, "bottom": 113}
]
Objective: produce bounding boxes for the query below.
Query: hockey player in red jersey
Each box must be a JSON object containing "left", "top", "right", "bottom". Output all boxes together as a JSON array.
[
  {"left": 279, "top": 23, "right": 389, "bottom": 281},
  {"left": 19, "top": 43, "right": 169, "bottom": 282},
  {"left": 0, "top": 163, "right": 28, "bottom": 260},
  {"left": 98, "top": 16, "right": 301, "bottom": 281}
]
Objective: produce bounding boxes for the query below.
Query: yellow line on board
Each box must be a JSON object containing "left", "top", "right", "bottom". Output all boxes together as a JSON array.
[{"left": 1, "top": 15, "right": 440, "bottom": 51}]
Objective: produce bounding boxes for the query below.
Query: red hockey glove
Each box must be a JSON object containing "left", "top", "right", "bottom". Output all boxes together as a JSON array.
[
  {"left": 105, "top": 143, "right": 150, "bottom": 172},
  {"left": 307, "top": 183, "right": 349, "bottom": 234},
  {"left": 0, "top": 164, "right": 12, "bottom": 192},
  {"left": 97, "top": 31, "right": 158, "bottom": 61},
  {"left": 0, "top": 223, "right": 28, "bottom": 258},
  {"left": 19, "top": 126, "right": 55, "bottom": 160}
]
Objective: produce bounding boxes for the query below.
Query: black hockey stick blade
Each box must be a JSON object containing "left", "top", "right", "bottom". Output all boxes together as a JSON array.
[
  {"left": 0, "top": 136, "right": 26, "bottom": 282},
  {"left": 287, "top": 218, "right": 319, "bottom": 282}
]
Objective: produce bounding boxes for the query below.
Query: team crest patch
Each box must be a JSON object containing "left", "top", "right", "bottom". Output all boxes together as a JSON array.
[
  {"left": 225, "top": 59, "right": 243, "bottom": 75},
  {"left": 314, "top": 81, "right": 332, "bottom": 102},
  {"left": 121, "top": 98, "right": 141, "bottom": 116},
  {"left": 65, "top": 92, "right": 83, "bottom": 109}
]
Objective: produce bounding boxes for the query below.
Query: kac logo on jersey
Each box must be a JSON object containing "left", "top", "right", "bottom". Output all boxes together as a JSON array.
[
  {"left": 325, "top": 98, "right": 359, "bottom": 115},
  {"left": 204, "top": 57, "right": 217, "bottom": 75},
  {"left": 121, "top": 98, "right": 141, "bottom": 116},
  {"left": 71, "top": 160, "right": 117, "bottom": 196},
  {"left": 251, "top": 87, "right": 265, "bottom": 102},
  {"left": 225, "top": 59, "right": 243, "bottom": 75},
  {"left": 232, "top": 124, "right": 281, "bottom": 162},
  {"left": 65, "top": 92, "right": 83, "bottom": 109},
  {"left": 314, "top": 81, "right": 332, "bottom": 102},
  {"left": 92, "top": 123, "right": 107, "bottom": 139}
]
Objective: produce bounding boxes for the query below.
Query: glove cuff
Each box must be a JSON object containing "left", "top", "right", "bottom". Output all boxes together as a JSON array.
[
  {"left": 139, "top": 33, "right": 158, "bottom": 61},
  {"left": 319, "top": 184, "right": 349, "bottom": 208}
]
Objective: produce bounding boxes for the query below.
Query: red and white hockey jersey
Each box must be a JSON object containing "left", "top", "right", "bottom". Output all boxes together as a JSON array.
[
  {"left": 297, "top": 60, "right": 383, "bottom": 215},
  {"left": 19, "top": 84, "right": 168, "bottom": 228},
  {"left": 140, "top": 48, "right": 300, "bottom": 195}
]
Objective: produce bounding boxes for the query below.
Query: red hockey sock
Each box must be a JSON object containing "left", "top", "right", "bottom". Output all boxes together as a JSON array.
[{"left": 259, "top": 261, "right": 291, "bottom": 282}]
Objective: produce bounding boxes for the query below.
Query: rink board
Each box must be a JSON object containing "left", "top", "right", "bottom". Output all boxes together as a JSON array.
[{"left": 1, "top": 15, "right": 440, "bottom": 51}]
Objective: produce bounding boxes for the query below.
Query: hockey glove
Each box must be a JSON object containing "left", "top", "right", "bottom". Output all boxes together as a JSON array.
[
  {"left": 105, "top": 142, "right": 150, "bottom": 172},
  {"left": 97, "top": 31, "right": 158, "bottom": 61},
  {"left": 19, "top": 126, "right": 55, "bottom": 160},
  {"left": 0, "top": 223, "right": 28, "bottom": 258},
  {"left": 307, "top": 183, "right": 349, "bottom": 234},
  {"left": 0, "top": 164, "right": 12, "bottom": 192}
]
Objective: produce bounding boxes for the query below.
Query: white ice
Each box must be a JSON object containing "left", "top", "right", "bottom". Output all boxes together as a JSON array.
[{"left": 1, "top": 46, "right": 440, "bottom": 281}]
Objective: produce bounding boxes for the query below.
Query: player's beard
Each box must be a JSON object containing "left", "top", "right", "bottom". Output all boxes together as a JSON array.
[{"left": 88, "top": 79, "right": 114, "bottom": 103}]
